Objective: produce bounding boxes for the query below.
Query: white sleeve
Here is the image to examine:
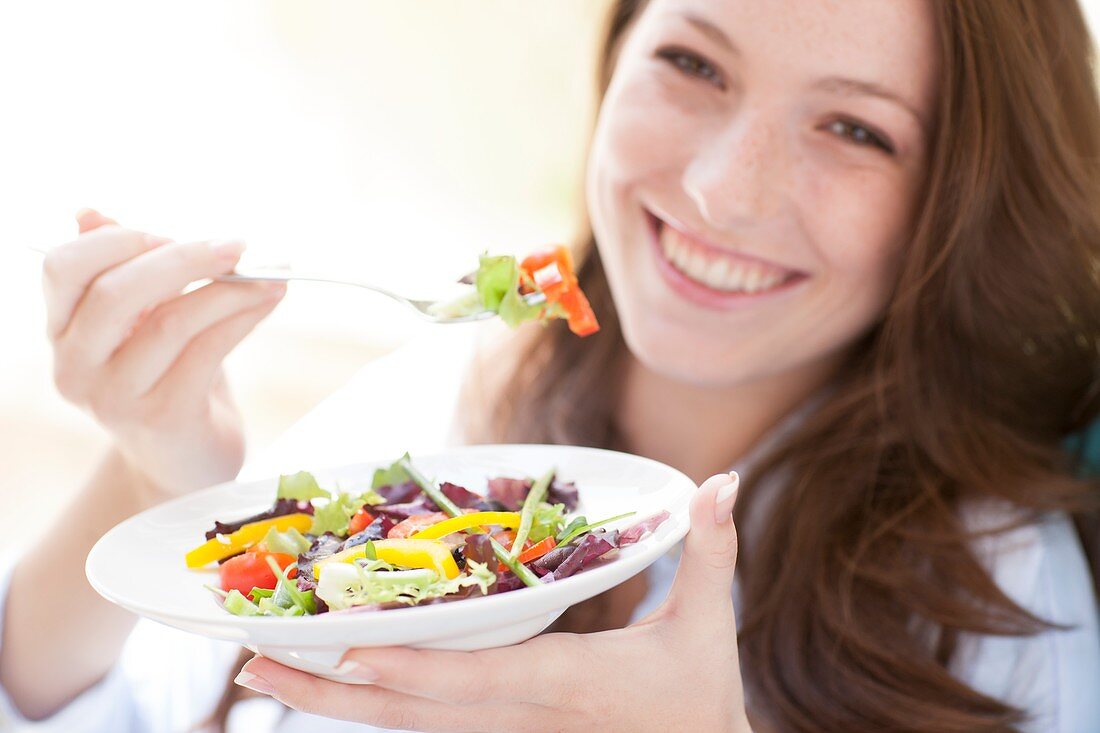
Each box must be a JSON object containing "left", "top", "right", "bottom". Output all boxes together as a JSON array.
[
  {"left": 950, "top": 510, "right": 1100, "bottom": 733},
  {"left": 0, "top": 560, "right": 146, "bottom": 733}
]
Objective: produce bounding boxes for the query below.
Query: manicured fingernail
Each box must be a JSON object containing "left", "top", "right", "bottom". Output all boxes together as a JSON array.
[
  {"left": 714, "top": 471, "right": 740, "bottom": 525},
  {"left": 211, "top": 239, "right": 246, "bottom": 259},
  {"left": 234, "top": 670, "right": 274, "bottom": 695},
  {"left": 334, "top": 659, "right": 379, "bottom": 682}
]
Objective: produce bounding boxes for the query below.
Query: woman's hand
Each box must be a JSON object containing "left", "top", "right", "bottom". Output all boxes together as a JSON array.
[
  {"left": 236, "top": 472, "right": 752, "bottom": 733},
  {"left": 43, "top": 208, "right": 286, "bottom": 499}
]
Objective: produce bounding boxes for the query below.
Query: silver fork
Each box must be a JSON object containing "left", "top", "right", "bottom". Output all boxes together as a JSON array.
[
  {"left": 25, "top": 245, "right": 544, "bottom": 324},
  {"left": 218, "top": 268, "right": 546, "bottom": 324}
]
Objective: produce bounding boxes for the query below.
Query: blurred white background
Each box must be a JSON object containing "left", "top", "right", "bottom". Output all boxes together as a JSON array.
[
  {"left": 0, "top": 0, "right": 609, "bottom": 551},
  {"left": 2, "top": 0, "right": 1099, "bottom": 554}
]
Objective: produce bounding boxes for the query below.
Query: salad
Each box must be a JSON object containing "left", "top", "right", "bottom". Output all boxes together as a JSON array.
[
  {"left": 431, "top": 245, "right": 600, "bottom": 336},
  {"left": 186, "top": 454, "right": 668, "bottom": 617}
]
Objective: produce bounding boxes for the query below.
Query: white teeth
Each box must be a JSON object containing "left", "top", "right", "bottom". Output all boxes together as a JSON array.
[
  {"left": 704, "top": 259, "right": 728, "bottom": 288},
  {"left": 726, "top": 264, "right": 747, "bottom": 290},
  {"left": 657, "top": 222, "right": 791, "bottom": 293}
]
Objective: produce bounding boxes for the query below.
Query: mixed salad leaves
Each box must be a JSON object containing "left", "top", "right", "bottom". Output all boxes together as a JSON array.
[
  {"left": 187, "top": 454, "right": 668, "bottom": 617},
  {"left": 430, "top": 245, "right": 600, "bottom": 336}
]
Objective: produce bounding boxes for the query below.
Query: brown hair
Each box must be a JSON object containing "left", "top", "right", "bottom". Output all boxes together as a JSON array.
[{"left": 461, "top": 1, "right": 1100, "bottom": 732}]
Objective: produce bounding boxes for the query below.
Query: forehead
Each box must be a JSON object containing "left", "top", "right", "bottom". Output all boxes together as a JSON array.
[{"left": 636, "top": 0, "right": 940, "bottom": 114}]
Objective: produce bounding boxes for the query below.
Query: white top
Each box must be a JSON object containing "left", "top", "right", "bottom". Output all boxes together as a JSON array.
[{"left": 1, "top": 323, "right": 1097, "bottom": 733}]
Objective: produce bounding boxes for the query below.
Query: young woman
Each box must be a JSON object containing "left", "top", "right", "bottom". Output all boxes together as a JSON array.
[{"left": 2, "top": 0, "right": 1098, "bottom": 731}]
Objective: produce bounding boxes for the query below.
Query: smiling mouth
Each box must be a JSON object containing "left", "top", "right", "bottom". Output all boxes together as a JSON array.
[{"left": 645, "top": 210, "right": 807, "bottom": 296}]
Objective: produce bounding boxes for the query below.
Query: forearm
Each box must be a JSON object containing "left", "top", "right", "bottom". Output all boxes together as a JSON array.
[{"left": 0, "top": 448, "right": 159, "bottom": 720}]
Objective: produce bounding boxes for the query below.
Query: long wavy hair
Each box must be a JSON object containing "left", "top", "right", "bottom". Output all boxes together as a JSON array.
[{"left": 459, "top": 1, "right": 1100, "bottom": 732}]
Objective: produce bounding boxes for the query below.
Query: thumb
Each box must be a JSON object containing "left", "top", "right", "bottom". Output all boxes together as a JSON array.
[
  {"left": 667, "top": 471, "right": 740, "bottom": 612},
  {"left": 75, "top": 207, "right": 118, "bottom": 233}
]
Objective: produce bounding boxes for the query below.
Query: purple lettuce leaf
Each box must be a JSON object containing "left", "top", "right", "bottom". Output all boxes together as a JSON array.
[
  {"left": 532, "top": 545, "right": 576, "bottom": 574},
  {"left": 547, "top": 479, "right": 579, "bottom": 511},
  {"left": 462, "top": 534, "right": 500, "bottom": 594},
  {"left": 295, "top": 532, "right": 343, "bottom": 599},
  {"left": 373, "top": 480, "right": 421, "bottom": 505},
  {"left": 373, "top": 497, "right": 437, "bottom": 520},
  {"left": 204, "top": 498, "right": 313, "bottom": 540},
  {"left": 439, "top": 482, "right": 483, "bottom": 509},
  {"left": 486, "top": 477, "right": 531, "bottom": 511},
  {"left": 494, "top": 572, "right": 527, "bottom": 593},
  {"left": 373, "top": 482, "right": 484, "bottom": 520},
  {"left": 551, "top": 534, "right": 617, "bottom": 580},
  {"left": 618, "top": 511, "right": 671, "bottom": 547},
  {"left": 341, "top": 515, "right": 394, "bottom": 550}
]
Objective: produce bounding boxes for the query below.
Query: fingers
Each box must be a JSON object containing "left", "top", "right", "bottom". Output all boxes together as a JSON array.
[
  {"left": 57, "top": 239, "right": 246, "bottom": 367},
  {"left": 336, "top": 641, "right": 557, "bottom": 706},
  {"left": 42, "top": 226, "right": 169, "bottom": 338},
  {"left": 238, "top": 656, "right": 531, "bottom": 733},
  {"left": 665, "top": 472, "right": 740, "bottom": 617},
  {"left": 106, "top": 280, "right": 285, "bottom": 397},
  {"left": 147, "top": 286, "right": 284, "bottom": 404},
  {"left": 75, "top": 208, "right": 118, "bottom": 233}
]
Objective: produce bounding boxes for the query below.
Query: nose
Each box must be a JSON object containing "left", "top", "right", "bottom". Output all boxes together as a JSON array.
[{"left": 682, "top": 110, "right": 787, "bottom": 229}]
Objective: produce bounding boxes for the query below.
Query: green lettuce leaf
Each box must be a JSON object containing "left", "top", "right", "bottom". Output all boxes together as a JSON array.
[
  {"left": 316, "top": 560, "right": 496, "bottom": 611},
  {"left": 261, "top": 526, "right": 311, "bottom": 556},
  {"left": 309, "top": 492, "right": 378, "bottom": 536},
  {"left": 223, "top": 589, "right": 261, "bottom": 617},
  {"left": 475, "top": 254, "right": 516, "bottom": 311},
  {"left": 276, "top": 471, "right": 329, "bottom": 502},
  {"left": 371, "top": 453, "right": 413, "bottom": 490},
  {"left": 527, "top": 502, "right": 567, "bottom": 544}
]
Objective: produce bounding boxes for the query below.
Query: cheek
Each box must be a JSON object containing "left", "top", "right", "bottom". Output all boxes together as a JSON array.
[
  {"left": 588, "top": 76, "right": 700, "bottom": 223},
  {"left": 800, "top": 163, "right": 913, "bottom": 308}
]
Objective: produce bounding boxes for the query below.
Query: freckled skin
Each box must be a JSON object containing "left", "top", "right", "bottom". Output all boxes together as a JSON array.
[{"left": 587, "top": 0, "right": 940, "bottom": 387}]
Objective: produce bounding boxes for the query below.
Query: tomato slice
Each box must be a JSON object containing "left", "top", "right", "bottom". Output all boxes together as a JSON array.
[
  {"left": 347, "top": 508, "right": 374, "bottom": 536},
  {"left": 219, "top": 552, "right": 297, "bottom": 597},
  {"left": 387, "top": 512, "right": 451, "bottom": 539}
]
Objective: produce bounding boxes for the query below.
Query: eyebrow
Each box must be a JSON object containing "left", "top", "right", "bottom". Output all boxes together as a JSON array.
[
  {"left": 813, "top": 77, "right": 927, "bottom": 130},
  {"left": 679, "top": 12, "right": 926, "bottom": 131},
  {"left": 682, "top": 13, "right": 739, "bottom": 55}
]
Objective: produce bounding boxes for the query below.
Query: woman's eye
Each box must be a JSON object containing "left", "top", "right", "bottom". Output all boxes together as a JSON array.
[
  {"left": 655, "top": 47, "right": 724, "bottom": 89},
  {"left": 826, "top": 119, "right": 894, "bottom": 155}
]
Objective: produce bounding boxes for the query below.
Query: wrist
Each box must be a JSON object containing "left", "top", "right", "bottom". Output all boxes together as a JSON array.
[{"left": 106, "top": 446, "right": 173, "bottom": 511}]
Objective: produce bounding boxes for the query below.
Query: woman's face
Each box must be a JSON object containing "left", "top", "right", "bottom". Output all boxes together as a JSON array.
[{"left": 588, "top": 0, "right": 939, "bottom": 387}]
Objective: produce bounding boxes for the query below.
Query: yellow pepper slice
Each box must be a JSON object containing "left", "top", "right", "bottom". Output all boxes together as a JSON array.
[
  {"left": 185, "top": 513, "right": 313, "bottom": 569},
  {"left": 410, "top": 511, "right": 521, "bottom": 540},
  {"left": 313, "top": 538, "right": 460, "bottom": 580}
]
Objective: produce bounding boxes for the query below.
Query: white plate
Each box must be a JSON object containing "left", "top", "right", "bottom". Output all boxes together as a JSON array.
[{"left": 86, "top": 444, "right": 694, "bottom": 681}]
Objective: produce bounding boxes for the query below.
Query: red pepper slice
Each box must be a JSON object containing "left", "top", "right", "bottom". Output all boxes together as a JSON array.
[
  {"left": 559, "top": 287, "right": 600, "bottom": 336},
  {"left": 532, "top": 262, "right": 571, "bottom": 303},
  {"left": 347, "top": 507, "right": 374, "bottom": 536},
  {"left": 515, "top": 536, "right": 557, "bottom": 564},
  {"left": 520, "top": 246, "right": 575, "bottom": 282}
]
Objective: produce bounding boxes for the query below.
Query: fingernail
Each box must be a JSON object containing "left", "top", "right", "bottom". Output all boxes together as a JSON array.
[
  {"left": 714, "top": 471, "right": 740, "bottom": 525},
  {"left": 234, "top": 670, "right": 274, "bottom": 695},
  {"left": 211, "top": 239, "right": 246, "bottom": 259},
  {"left": 75, "top": 207, "right": 95, "bottom": 220},
  {"left": 333, "top": 659, "right": 379, "bottom": 682}
]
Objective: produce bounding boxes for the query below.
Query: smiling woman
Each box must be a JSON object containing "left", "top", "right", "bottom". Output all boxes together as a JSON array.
[{"left": 1, "top": 1, "right": 1099, "bottom": 733}]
